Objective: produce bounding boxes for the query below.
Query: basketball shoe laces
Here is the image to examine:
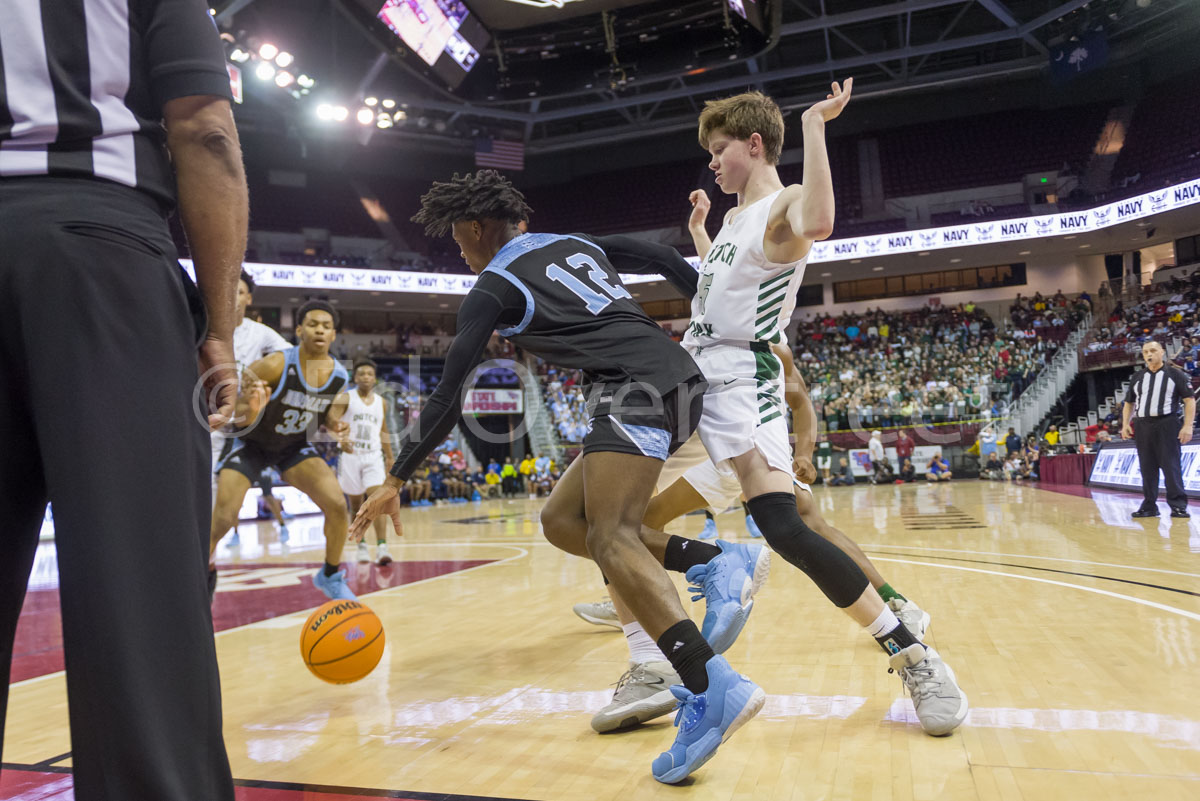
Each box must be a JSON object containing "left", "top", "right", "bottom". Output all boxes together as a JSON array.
[
  {"left": 611, "top": 665, "right": 639, "bottom": 695},
  {"left": 890, "top": 658, "right": 938, "bottom": 701},
  {"left": 671, "top": 688, "right": 706, "bottom": 731},
  {"left": 685, "top": 559, "right": 726, "bottom": 603}
]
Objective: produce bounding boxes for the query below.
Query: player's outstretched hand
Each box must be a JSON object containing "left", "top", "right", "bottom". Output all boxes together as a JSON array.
[
  {"left": 350, "top": 481, "right": 402, "bottom": 542},
  {"left": 793, "top": 455, "right": 818, "bottom": 484},
  {"left": 329, "top": 419, "right": 354, "bottom": 453},
  {"left": 688, "top": 189, "right": 711, "bottom": 231},
  {"left": 198, "top": 336, "right": 236, "bottom": 431},
  {"left": 802, "top": 77, "right": 853, "bottom": 124}
]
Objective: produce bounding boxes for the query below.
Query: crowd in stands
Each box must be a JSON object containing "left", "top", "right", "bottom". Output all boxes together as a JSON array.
[
  {"left": 1083, "top": 270, "right": 1200, "bottom": 371},
  {"left": 538, "top": 363, "right": 589, "bottom": 444},
  {"left": 976, "top": 426, "right": 1051, "bottom": 482},
  {"left": 793, "top": 301, "right": 1082, "bottom": 431},
  {"left": 390, "top": 439, "right": 563, "bottom": 506}
]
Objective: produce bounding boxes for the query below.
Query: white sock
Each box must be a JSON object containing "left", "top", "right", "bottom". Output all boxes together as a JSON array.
[
  {"left": 622, "top": 621, "right": 668, "bottom": 664},
  {"left": 864, "top": 605, "right": 901, "bottom": 639}
]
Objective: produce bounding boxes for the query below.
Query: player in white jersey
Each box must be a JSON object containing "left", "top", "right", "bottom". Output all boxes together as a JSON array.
[
  {"left": 575, "top": 85, "right": 967, "bottom": 737},
  {"left": 210, "top": 271, "right": 291, "bottom": 488},
  {"left": 585, "top": 343, "right": 932, "bottom": 733},
  {"left": 210, "top": 271, "right": 292, "bottom": 557},
  {"left": 335, "top": 359, "right": 398, "bottom": 565}
]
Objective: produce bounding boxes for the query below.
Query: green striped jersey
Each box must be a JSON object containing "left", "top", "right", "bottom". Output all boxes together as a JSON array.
[{"left": 682, "top": 188, "right": 809, "bottom": 349}]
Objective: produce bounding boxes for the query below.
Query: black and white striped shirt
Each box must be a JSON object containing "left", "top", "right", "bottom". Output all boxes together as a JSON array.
[
  {"left": 0, "top": 0, "right": 232, "bottom": 207},
  {"left": 1127, "top": 365, "right": 1191, "bottom": 418}
]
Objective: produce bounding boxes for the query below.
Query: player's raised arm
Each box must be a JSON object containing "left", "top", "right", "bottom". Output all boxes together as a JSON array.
[
  {"left": 236, "top": 351, "right": 285, "bottom": 430},
  {"left": 769, "top": 78, "right": 853, "bottom": 261},
  {"left": 687, "top": 189, "right": 714, "bottom": 261}
]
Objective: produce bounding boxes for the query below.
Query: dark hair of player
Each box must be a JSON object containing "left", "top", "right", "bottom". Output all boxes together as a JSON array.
[
  {"left": 353, "top": 358, "right": 378, "bottom": 375},
  {"left": 411, "top": 170, "right": 534, "bottom": 237},
  {"left": 296, "top": 299, "right": 339, "bottom": 329},
  {"left": 239, "top": 269, "right": 255, "bottom": 293}
]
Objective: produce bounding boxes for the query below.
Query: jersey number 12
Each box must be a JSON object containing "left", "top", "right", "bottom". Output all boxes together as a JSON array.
[{"left": 546, "top": 252, "right": 632, "bottom": 315}]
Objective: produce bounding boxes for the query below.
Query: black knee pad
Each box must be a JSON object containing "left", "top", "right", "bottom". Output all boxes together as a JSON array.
[{"left": 746, "top": 492, "right": 869, "bottom": 608}]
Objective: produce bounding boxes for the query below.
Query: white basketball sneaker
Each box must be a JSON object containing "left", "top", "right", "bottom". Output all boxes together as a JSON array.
[
  {"left": 888, "top": 598, "right": 931, "bottom": 641},
  {"left": 573, "top": 598, "right": 620, "bottom": 629},
  {"left": 591, "top": 661, "right": 681, "bottom": 733}
]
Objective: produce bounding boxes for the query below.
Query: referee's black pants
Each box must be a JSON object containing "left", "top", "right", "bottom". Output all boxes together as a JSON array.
[
  {"left": 0, "top": 178, "right": 235, "bottom": 800},
  {"left": 1134, "top": 414, "right": 1188, "bottom": 511}
]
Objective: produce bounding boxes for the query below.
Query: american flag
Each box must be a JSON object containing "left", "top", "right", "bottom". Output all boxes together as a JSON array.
[{"left": 475, "top": 138, "right": 525, "bottom": 171}]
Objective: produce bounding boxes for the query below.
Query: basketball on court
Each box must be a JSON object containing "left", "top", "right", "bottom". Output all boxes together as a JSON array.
[{"left": 300, "top": 600, "right": 386, "bottom": 684}]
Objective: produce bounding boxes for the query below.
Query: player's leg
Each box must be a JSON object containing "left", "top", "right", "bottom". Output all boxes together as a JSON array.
[
  {"left": 339, "top": 454, "right": 372, "bottom": 562},
  {"left": 582, "top": 451, "right": 763, "bottom": 781},
  {"left": 795, "top": 486, "right": 930, "bottom": 639},
  {"left": 733, "top": 447, "right": 965, "bottom": 734},
  {"left": 589, "top": 477, "right": 713, "bottom": 732},
  {"left": 364, "top": 482, "right": 397, "bottom": 564},
  {"left": 282, "top": 454, "right": 356, "bottom": 600},
  {"left": 210, "top": 466, "right": 253, "bottom": 558}
]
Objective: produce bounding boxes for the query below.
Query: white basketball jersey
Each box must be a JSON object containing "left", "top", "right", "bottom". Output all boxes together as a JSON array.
[
  {"left": 681, "top": 188, "right": 809, "bottom": 349},
  {"left": 347, "top": 391, "right": 385, "bottom": 453},
  {"left": 234, "top": 317, "right": 290, "bottom": 380}
]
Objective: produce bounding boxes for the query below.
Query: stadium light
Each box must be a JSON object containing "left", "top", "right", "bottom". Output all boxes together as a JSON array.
[
  {"left": 259, "top": 43, "right": 279, "bottom": 60},
  {"left": 275, "top": 51, "right": 294, "bottom": 68},
  {"left": 316, "top": 103, "right": 334, "bottom": 121},
  {"left": 255, "top": 62, "right": 275, "bottom": 81},
  {"left": 393, "top": 110, "right": 407, "bottom": 122},
  {"left": 357, "top": 108, "right": 374, "bottom": 125},
  {"left": 229, "top": 47, "right": 250, "bottom": 63},
  {"left": 365, "top": 96, "right": 378, "bottom": 106},
  {"left": 274, "top": 71, "right": 294, "bottom": 88},
  {"left": 382, "top": 99, "right": 396, "bottom": 109},
  {"left": 331, "top": 105, "right": 349, "bottom": 122},
  {"left": 376, "top": 116, "right": 394, "bottom": 129},
  {"left": 297, "top": 74, "right": 315, "bottom": 89}
]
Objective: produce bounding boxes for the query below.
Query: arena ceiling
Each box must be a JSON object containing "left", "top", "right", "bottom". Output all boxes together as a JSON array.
[{"left": 215, "top": 0, "right": 1199, "bottom": 156}]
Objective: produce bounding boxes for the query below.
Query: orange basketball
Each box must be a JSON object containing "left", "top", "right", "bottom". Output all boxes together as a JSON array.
[{"left": 300, "top": 600, "right": 385, "bottom": 684}]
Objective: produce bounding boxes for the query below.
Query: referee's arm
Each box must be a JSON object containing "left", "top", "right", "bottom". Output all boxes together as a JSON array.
[
  {"left": 1122, "top": 400, "right": 1135, "bottom": 439},
  {"left": 1180, "top": 395, "right": 1196, "bottom": 444}
]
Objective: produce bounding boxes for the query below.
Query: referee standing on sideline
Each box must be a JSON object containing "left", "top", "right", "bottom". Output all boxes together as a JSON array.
[
  {"left": 0, "top": 1, "right": 245, "bottom": 799},
  {"left": 1122, "top": 341, "right": 1196, "bottom": 519}
]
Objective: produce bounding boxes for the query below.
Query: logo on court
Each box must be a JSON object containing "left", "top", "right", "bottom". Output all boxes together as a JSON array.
[{"left": 344, "top": 626, "right": 366, "bottom": 642}]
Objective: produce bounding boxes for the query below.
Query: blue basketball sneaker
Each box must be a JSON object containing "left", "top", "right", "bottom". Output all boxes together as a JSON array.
[
  {"left": 228, "top": 531, "right": 241, "bottom": 548},
  {"left": 651, "top": 655, "right": 765, "bottom": 784},
  {"left": 699, "top": 517, "right": 718, "bottom": 540},
  {"left": 744, "top": 514, "right": 763, "bottom": 538},
  {"left": 313, "top": 567, "right": 357, "bottom": 601},
  {"left": 685, "top": 540, "right": 770, "bottom": 653}
]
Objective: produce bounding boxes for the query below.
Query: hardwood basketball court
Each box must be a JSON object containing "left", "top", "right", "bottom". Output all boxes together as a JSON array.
[{"left": 5, "top": 481, "right": 1200, "bottom": 800}]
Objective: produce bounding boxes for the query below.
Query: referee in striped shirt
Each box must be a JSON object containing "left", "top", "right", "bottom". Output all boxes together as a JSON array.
[
  {"left": 1121, "top": 341, "right": 1196, "bottom": 518},
  {"left": 1, "top": 1, "right": 245, "bottom": 798}
]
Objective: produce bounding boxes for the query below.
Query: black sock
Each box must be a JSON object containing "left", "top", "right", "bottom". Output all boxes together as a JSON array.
[
  {"left": 703, "top": 509, "right": 714, "bottom": 521},
  {"left": 323, "top": 562, "right": 340, "bottom": 577},
  {"left": 875, "top": 620, "right": 922, "bottom": 656},
  {"left": 663, "top": 535, "right": 722, "bottom": 574},
  {"left": 656, "top": 620, "right": 714, "bottom": 694},
  {"left": 742, "top": 501, "right": 752, "bottom": 516}
]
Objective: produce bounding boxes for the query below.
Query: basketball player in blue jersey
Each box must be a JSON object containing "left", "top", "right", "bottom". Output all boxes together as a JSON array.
[
  {"left": 210, "top": 300, "right": 357, "bottom": 601},
  {"left": 351, "top": 170, "right": 764, "bottom": 784}
]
